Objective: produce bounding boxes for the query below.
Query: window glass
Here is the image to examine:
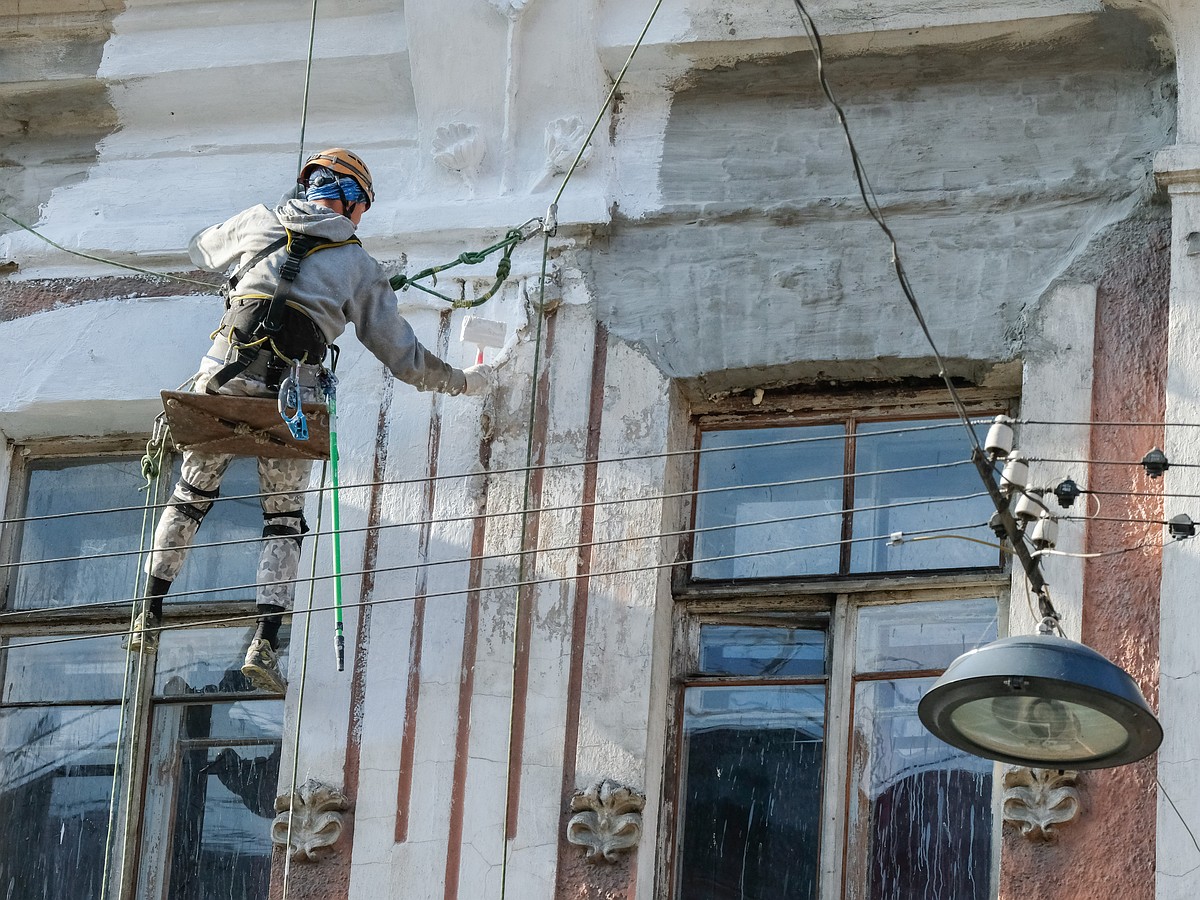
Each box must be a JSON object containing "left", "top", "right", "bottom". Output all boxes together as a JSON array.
[
  {"left": 699, "top": 625, "right": 826, "bottom": 677},
  {"left": 0, "top": 705, "right": 120, "bottom": 900},
  {"left": 148, "top": 700, "right": 282, "bottom": 900},
  {"left": 849, "top": 420, "right": 996, "bottom": 573},
  {"left": 855, "top": 598, "right": 998, "bottom": 674},
  {"left": 847, "top": 678, "right": 993, "bottom": 900},
  {"left": 11, "top": 457, "right": 146, "bottom": 610},
  {"left": 678, "top": 684, "right": 825, "bottom": 900},
  {"left": 3, "top": 635, "right": 127, "bottom": 703},
  {"left": 168, "top": 457, "right": 261, "bottom": 605},
  {"left": 693, "top": 426, "right": 845, "bottom": 580},
  {"left": 156, "top": 626, "right": 290, "bottom": 697}
]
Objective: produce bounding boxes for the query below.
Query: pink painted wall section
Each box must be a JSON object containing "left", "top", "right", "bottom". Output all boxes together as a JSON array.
[{"left": 998, "top": 214, "right": 1169, "bottom": 900}]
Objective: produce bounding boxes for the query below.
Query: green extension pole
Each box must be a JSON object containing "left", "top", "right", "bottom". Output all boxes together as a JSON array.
[{"left": 323, "top": 373, "right": 346, "bottom": 671}]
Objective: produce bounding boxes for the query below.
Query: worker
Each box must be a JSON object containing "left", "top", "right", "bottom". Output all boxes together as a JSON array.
[{"left": 128, "top": 148, "right": 492, "bottom": 694}]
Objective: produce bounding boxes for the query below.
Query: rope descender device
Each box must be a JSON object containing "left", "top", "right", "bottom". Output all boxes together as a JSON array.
[{"left": 278, "top": 360, "right": 309, "bottom": 441}]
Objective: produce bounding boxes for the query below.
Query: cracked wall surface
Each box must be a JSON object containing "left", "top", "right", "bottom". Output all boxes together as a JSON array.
[{"left": 593, "top": 11, "right": 1174, "bottom": 392}]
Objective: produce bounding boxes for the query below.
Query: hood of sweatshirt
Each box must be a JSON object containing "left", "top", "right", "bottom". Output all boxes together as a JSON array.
[{"left": 274, "top": 199, "right": 357, "bottom": 242}]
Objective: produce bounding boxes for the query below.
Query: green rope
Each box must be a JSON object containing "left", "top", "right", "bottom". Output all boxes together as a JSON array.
[{"left": 389, "top": 220, "right": 537, "bottom": 307}]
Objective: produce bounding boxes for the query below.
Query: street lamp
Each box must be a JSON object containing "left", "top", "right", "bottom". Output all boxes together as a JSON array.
[{"left": 918, "top": 630, "right": 1162, "bottom": 769}]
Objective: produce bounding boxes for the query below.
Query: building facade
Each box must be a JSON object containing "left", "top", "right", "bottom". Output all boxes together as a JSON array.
[{"left": 1, "top": 0, "right": 1198, "bottom": 898}]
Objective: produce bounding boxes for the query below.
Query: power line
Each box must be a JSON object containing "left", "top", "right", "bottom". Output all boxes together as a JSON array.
[
  {"left": 0, "top": 519, "right": 995, "bottom": 653},
  {"left": 0, "top": 462, "right": 985, "bottom": 574},
  {"left": 0, "top": 490, "right": 993, "bottom": 616},
  {"left": 0, "top": 419, "right": 987, "bottom": 528}
]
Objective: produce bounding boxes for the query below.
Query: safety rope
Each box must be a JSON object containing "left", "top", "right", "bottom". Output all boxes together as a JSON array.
[
  {"left": 388, "top": 217, "right": 543, "bottom": 307},
  {"left": 0, "top": 211, "right": 221, "bottom": 290},
  {"left": 496, "top": 3, "right": 666, "bottom": 895},
  {"left": 281, "top": 458, "right": 328, "bottom": 900},
  {"left": 99, "top": 427, "right": 166, "bottom": 898},
  {"left": 296, "top": 0, "right": 320, "bottom": 170}
]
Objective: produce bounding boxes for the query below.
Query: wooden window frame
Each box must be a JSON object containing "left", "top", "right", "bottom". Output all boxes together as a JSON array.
[
  {"left": 659, "top": 386, "right": 1015, "bottom": 900},
  {"left": 0, "top": 437, "right": 282, "bottom": 900}
]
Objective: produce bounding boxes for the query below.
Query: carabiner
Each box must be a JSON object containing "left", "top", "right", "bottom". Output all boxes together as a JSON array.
[{"left": 278, "top": 359, "right": 308, "bottom": 441}]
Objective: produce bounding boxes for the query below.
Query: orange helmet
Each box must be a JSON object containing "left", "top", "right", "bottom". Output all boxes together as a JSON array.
[{"left": 298, "top": 148, "right": 375, "bottom": 208}]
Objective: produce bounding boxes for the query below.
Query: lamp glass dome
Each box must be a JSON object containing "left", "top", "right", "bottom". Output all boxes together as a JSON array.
[{"left": 918, "top": 634, "right": 1162, "bottom": 770}]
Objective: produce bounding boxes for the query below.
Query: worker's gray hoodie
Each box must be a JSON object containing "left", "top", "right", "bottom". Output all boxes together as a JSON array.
[{"left": 189, "top": 199, "right": 466, "bottom": 394}]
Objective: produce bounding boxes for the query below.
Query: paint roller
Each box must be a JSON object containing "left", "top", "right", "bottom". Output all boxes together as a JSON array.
[{"left": 460, "top": 315, "right": 507, "bottom": 364}]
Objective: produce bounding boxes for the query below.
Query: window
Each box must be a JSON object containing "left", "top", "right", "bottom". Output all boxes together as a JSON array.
[
  {"left": 0, "top": 441, "right": 285, "bottom": 900},
  {"left": 669, "top": 401, "right": 1008, "bottom": 900},
  {"left": 691, "top": 417, "right": 999, "bottom": 580}
]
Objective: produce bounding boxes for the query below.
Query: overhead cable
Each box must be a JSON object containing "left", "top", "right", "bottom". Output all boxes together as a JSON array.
[
  {"left": 0, "top": 519, "right": 995, "bottom": 653},
  {"left": 0, "top": 489, "right": 992, "bottom": 615}
]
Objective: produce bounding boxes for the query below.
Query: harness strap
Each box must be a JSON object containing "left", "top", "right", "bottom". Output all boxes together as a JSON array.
[
  {"left": 207, "top": 232, "right": 357, "bottom": 395},
  {"left": 222, "top": 236, "right": 287, "bottom": 306}
]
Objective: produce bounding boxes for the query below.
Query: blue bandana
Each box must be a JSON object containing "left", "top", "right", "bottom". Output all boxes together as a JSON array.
[{"left": 305, "top": 168, "right": 368, "bottom": 205}]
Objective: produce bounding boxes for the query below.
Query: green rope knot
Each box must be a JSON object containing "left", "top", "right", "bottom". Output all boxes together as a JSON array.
[
  {"left": 390, "top": 217, "right": 543, "bottom": 308},
  {"left": 457, "top": 250, "right": 489, "bottom": 267}
]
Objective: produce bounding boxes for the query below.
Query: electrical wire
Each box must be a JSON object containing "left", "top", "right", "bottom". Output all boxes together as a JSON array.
[
  {"left": 1027, "top": 456, "right": 1200, "bottom": 469},
  {"left": 788, "top": 0, "right": 981, "bottom": 453},
  {"left": 0, "top": 490, "right": 993, "bottom": 619},
  {"left": 1020, "top": 419, "right": 1200, "bottom": 428},
  {"left": 0, "top": 461, "right": 984, "bottom": 574},
  {"left": 0, "top": 519, "right": 995, "bottom": 654},
  {"left": 0, "top": 419, "right": 991, "bottom": 528}
]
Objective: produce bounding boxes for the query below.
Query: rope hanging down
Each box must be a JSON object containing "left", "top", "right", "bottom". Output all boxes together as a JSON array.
[{"left": 388, "top": 217, "right": 544, "bottom": 306}]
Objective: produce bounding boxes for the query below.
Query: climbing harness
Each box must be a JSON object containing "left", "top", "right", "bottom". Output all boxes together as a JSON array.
[
  {"left": 208, "top": 230, "right": 359, "bottom": 394},
  {"left": 321, "top": 370, "right": 347, "bottom": 671},
  {"left": 389, "top": 216, "right": 544, "bottom": 307}
]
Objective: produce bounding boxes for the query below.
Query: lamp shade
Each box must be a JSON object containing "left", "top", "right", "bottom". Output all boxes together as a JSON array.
[{"left": 918, "top": 634, "right": 1162, "bottom": 769}]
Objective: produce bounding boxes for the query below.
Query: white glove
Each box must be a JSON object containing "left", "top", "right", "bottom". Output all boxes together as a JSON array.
[{"left": 461, "top": 363, "right": 495, "bottom": 396}]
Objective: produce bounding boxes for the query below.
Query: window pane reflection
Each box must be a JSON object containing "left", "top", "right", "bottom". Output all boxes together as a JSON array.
[
  {"left": 699, "top": 625, "right": 827, "bottom": 678},
  {"left": 147, "top": 701, "right": 282, "bottom": 900},
  {"left": 848, "top": 678, "right": 992, "bottom": 900},
  {"left": 678, "top": 685, "right": 825, "bottom": 900},
  {"left": 694, "top": 427, "right": 845, "bottom": 580},
  {"left": 12, "top": 457, "right": 145, "bottom": 610},
  {"left": 855, "top": 599, "right": 998, "bottom": 674},
  {"left": 155, "top": 626, "right": 290, "bottom": 697},
  {"left": 3, "top": 635, "right": 127, "bottom": 703},
  {"left": 850, "top": 420, "right": 996, "bottom": 573},
  {"left": 0, "top": 705, "right": 119, "bottom": 900}
]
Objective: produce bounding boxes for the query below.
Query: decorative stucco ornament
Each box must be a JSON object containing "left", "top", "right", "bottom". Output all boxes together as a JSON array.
[
  {"left": 545, "top": 116, "right": 592, "bottom": 174},
  {"left": 1002, "top": 767, "right": 1082, "bottom": 842},
  {"left": 566, "top": 779, "right": 646, "bottom": 863},
  {"left": 528, "top": 117, "right": 592, "bottom": 192},
  {"left": 486, "top": 0, "right": 532, "bottom": 20},
  {"left": 432, "top": 123, "right": 487, "bottom": 194},
  {"left": 271, "top": 778, "right": 351, "bottom": 862}
]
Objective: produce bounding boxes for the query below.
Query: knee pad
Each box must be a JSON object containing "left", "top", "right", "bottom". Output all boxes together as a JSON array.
[
  {"left": 262, "top": 510, "right": 309, "bottom": 548},
  {"left": 169, "top": 478, "right": 220, "bottom": 525}
]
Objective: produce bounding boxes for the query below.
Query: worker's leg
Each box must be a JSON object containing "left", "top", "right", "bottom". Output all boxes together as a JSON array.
[
  {"left": 130, "top": 450, "right": 233, "bottom": 652},
  {"left": 242, "top": 455, "right": 312, "bottom": 692}
]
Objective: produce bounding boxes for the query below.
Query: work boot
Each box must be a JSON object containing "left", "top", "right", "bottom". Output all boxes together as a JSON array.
[
  {"left": 124, "top": 611, "right": 160, "bottom": 654},
  {"left": 241, "top": 639, "right": 287, "bottom": 693}
]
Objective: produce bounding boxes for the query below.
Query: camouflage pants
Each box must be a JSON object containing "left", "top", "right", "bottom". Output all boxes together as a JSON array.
[{"left": 146, "top": 357, "right": 318, "bottom": 610}]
